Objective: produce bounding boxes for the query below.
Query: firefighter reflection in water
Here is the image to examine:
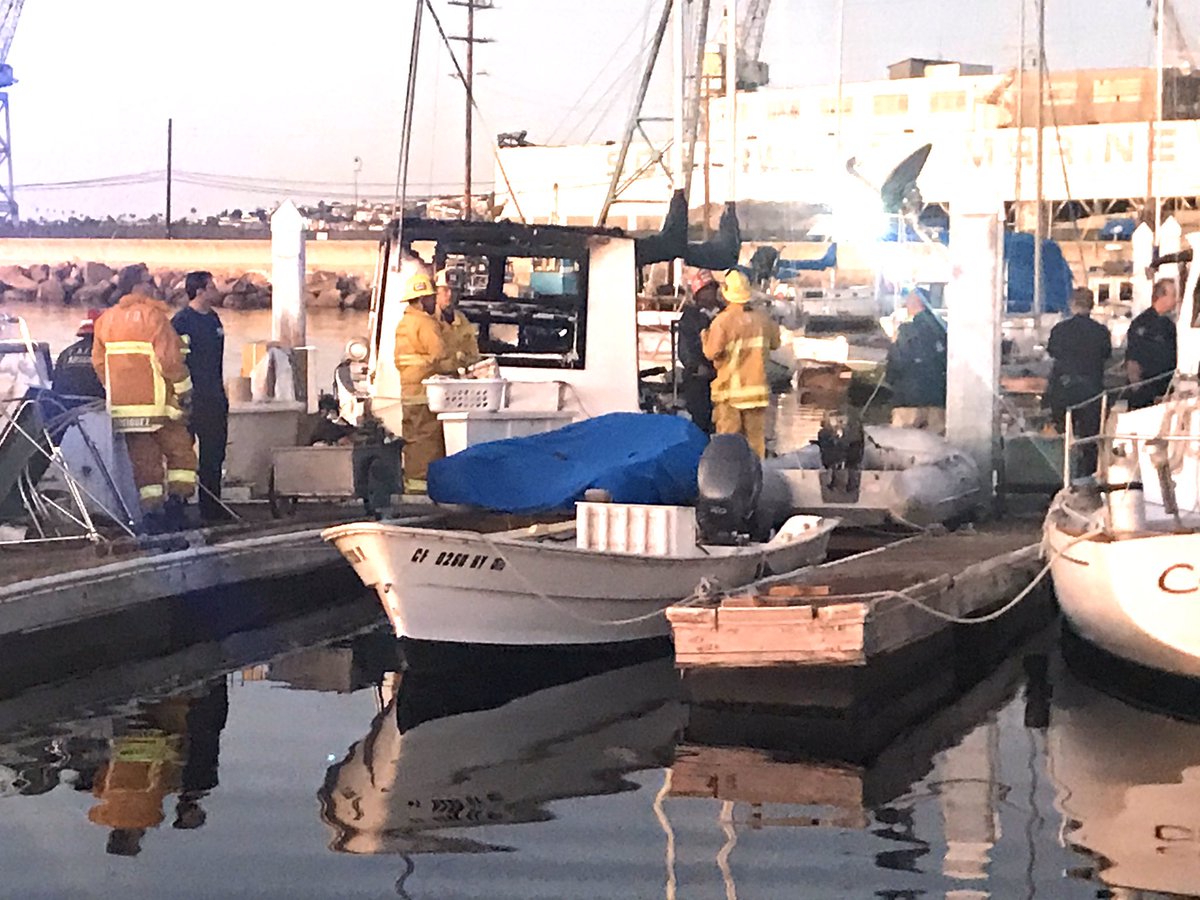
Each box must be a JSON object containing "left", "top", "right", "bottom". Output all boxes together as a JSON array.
[
  {"left": 88, "top": 680, "right": 229, "bottom": 856},
  {"left": 92, "top": 276, "right": 198, "bottom": 533}
]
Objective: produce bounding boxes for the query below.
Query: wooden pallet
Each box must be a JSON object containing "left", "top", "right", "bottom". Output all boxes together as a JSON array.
[{"left": 668, "top": 527, "right": 1042, "bottom": 669}]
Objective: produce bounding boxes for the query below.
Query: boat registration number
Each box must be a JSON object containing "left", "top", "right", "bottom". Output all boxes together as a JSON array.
[{"left": 410, "top": 547, "right": 506, "bottom": 571}]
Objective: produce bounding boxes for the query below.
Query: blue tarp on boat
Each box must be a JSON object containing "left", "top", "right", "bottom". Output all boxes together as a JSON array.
[
  {"left": 427, "top": 413, "right": 707, "bottom": 514},
  {"left": 1004, "top": 232, "right": 1073, "bottom": 314}
]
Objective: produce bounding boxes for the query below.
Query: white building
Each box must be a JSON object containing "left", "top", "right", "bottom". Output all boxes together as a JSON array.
[{"left": 494, "top": 61, "right": 1200, "bottom": 238}]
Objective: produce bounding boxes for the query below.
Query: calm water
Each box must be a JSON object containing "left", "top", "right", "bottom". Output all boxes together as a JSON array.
[
  {"left": 1, "top": 616, "right": 1195, "bottom": 900},
  {"left": 17, "top": 305, "right": 369, "bottom": 392}
]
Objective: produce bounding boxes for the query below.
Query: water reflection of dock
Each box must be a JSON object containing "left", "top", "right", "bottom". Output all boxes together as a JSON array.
[{"left": 667, "top": 630, "right": 1050, "bottom": 895}]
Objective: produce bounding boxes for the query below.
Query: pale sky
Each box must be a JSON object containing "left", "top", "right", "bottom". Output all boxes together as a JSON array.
[{"left": 5, "top": 0, "right": 1184, "bottom": 219}]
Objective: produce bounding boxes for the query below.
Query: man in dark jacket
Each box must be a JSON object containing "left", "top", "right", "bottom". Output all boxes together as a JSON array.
[
  {"left": 1047, "top": 287, "right": 1111, "bottom": 476},
  {"left": 886, "top": 288, "right": 947, "bottom": 432},
  {"left": 171, "top": 271, "right": 230, "bottom": 523},
  {"left": 1126, "top": 278, "right": 1179, "bottom": 409},
  {"left": 676, "top": 269, "right": 723, "bottom": 433}
]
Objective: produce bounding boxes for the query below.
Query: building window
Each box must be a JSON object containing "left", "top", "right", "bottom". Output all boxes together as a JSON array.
[
  {"left": 821, "top": 96, "right": 853, "bottom": 116},
  {"left": 1048, "top": 80, "right": 1079, "bottom": 105},
  {"left": 874, "top": 94, "right": 909, "bottom": 115},
  {"left": 1093, "top": 78, "right": 1142, "bottom": 104},
  {"left": 930, "top": 91, "right": 966, "bottom": 113}
]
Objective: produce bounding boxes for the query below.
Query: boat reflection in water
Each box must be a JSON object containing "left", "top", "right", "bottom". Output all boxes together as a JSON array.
[
  {"left": 1049, "top": 668, "right": 1200, "bottom": 897},
  {"left": 318, "top": 648, "right": 685, "bottom": 856}
]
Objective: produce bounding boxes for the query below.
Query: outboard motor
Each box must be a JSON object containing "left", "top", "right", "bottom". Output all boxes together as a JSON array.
[{"left": 696, "top": 434, "right": 762, "bottom": 545}]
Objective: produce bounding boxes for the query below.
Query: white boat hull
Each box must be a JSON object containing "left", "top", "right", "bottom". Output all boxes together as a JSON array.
[
  {"left": 1045, "top": 516, "right": 1200, "bottom": 679},
  {"left": 324, "top": 517, "right": 836, "bottom": 646}
]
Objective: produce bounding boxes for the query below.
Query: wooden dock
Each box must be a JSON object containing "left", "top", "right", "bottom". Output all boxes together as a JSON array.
[{"left": 668, "top": 522, "right": 1044, "bottom": 671}]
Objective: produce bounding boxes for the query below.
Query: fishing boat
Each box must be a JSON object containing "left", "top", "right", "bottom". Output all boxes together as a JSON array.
[
  {"left": 1043, "top": 232, "right": 1200, "bottom": 680},
  {"left": 324, "top": 503, "right": 834, "bottom": 646}
]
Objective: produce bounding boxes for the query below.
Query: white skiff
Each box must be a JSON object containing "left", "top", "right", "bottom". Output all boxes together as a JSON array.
[{"left": 323, "top": 510, "right": 837, "bottom": 646}]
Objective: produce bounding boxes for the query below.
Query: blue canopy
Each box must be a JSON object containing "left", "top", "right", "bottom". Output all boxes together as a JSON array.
[
  {"left": 427, "top": 413, "right": 708, "bottom": 514},
  {"left": 1004, "top": 232, "right": 1073, "bottom": 314}
]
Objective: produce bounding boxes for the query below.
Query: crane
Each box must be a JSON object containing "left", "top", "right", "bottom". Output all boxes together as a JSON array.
[
  {"left": 0, "top": 0, "right": 23, "bottom": 222},
  {"left": 715, "top": 0, "right": 772, "bottom": 90},
  {"left": 736, "top": 0, "right": 771, "bottom": 90}
]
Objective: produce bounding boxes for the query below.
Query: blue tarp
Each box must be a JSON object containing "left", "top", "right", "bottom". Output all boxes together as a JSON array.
[
  {"left": 1100, "top": 217, "right": 1137, "bottom": 240},
  {"left": 427, "top": 412, "right": 708, "bottom": 514},
  {"left": 1004, "top": 232, "right": 1073, "bottom": 314},
  {"left": 775, "top": 243, "right": 838, "bottom": 277}
]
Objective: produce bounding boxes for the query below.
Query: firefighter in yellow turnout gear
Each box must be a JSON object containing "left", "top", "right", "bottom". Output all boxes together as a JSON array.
[
  {"left": 92, "top": 283, "right": 198, "bottom": 531},
  {"left": 435, "top": 268, "right": 481, "bottom": 371},
  {"left": 702, "top": 270, "right": 780, "bottom": 458},
  {"left": 394, "top": 269, "right": 455, "bottom": 492}
]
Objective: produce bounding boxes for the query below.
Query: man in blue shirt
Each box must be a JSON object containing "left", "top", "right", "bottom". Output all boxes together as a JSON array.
[{"left": 172, "top": 271, "right": 230, "bottom": 523}]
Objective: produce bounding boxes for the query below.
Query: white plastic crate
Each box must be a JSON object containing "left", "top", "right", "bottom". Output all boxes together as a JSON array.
[
  {"left": 423, "top": 377, "right": 508, "bottom": 412},
  {"left": 575, "top": 502, "right": 698, "bottom": 557}
]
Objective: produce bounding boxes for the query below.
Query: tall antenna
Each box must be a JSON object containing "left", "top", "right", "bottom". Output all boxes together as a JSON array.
[{"left": 449, "top": 0, "right": 494, "bottom": 221}]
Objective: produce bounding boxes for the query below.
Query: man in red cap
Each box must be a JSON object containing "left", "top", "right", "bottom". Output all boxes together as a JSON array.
[
  {"left": 52, "top": 308, "right": 106, "bottom": 404},
  {"left": 676, "top": 268, "right": 723, "bottom": 433}
]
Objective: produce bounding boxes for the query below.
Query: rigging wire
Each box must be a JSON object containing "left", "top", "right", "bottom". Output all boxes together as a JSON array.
[
  {"left": 544, "top": 0, "right": 660, "bottom": 145},
  {"left": 421, "top": 0, "right": 526, "bottom": 223},
  {"left": 394, "top": 0, "right": 426, "bottom": 218}
]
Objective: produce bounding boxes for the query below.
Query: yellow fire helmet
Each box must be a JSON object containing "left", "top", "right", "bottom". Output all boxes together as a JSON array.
[
  {"left": 401, "top": 269, "right": 435, "bottom": 303},
  {"left": 721, "top": 269, "right": 753, "bottom": 304}
]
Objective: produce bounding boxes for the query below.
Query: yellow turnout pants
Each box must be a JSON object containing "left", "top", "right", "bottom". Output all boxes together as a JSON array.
[
  {"left": 125, "top": 422, "right": 198, "bottom": 509},
  {"left": 713, "top": 403, "right": 767, "bottom": 458},
  {"left": 402, "top": 401, "right": 446, "bottom": 482}
]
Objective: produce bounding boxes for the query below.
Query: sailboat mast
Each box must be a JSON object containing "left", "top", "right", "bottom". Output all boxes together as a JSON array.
[
  {"left": 1154, "top": 0, "right": 1165, "bottom": 230},
  {"left": 672, "top": 0, "right": 685, "bottom": 188},
  {"left": 1032, "top": 0, "right": 1045, "bottom": 320},
  {"left": 725, "top": 0, "right": 737, "bottom": 204},
  {"left": 1014, "top": 0, "right": 1025, "bottom": 216}
]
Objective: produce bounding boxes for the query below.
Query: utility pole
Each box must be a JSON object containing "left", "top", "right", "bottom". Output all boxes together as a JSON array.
[
  {"left": 450, "top": 0, "right": 494, "bottom": 222},
  {"left": 166, "top": 117, "right": 173, "bottom": 239}
]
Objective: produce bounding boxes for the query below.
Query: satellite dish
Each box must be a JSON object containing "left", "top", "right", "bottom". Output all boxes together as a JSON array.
[{"left": 880, "top": 144, "right": 932, "bottom": 214}]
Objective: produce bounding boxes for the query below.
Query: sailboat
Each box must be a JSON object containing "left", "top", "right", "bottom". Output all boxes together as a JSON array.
[{"left": 1044, "top": 231, "right": 1200, "bottom": 680}]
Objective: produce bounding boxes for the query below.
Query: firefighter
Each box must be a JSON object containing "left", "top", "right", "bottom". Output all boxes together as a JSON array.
[
  {"left": 394, "top": 268, "right": 453, "bottom": 493},
  {"left": 677, "top": 268, "right": 723, "bottom": 434},
  {"left": 92, "top": 280, "right": 197, "bottom": 533},
  {"left": 435, "top": 268, "right": 481, "bottom": 372},
  {"left": 52, "top": 308, "right": 106, "bottom": 405},
  {"left": 702, "top": 269, "right": 781, "bottom": 458}
]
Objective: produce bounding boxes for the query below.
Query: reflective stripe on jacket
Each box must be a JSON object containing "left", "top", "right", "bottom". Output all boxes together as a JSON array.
[
  {"left": 394, "top": 305, "right": 449, "bottom": 405},
  {"left": 92, "top": 294, "right": 192, "bottom": 432},
  {"left": 702, "top": 304, "right": 781, "bottom": 408}
]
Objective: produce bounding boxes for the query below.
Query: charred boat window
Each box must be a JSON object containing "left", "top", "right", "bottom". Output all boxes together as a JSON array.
[{"left": 444, "top": 253, "right": 588, "bottom": 370}]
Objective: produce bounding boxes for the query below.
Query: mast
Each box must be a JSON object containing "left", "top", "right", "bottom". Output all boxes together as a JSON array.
[
  {"left": 833, "top": 0, "right": 845, "bottom": 289},
  {"left": 1153, "top": 0, "right": 1165, "bottom": 231},
  {"left": 1032, "top": 0, "right": 1045, "bottom": 321},
  {"left": 671, "top": 0, "right": 685, "bottom": 189},
  {"left": 597, "top": 0, "right": 675, "bottom": 225},
  {"left": 1014, "top": 0, "right": 1025, "bottom": 219},
  {"left": 725, "top": 0, "right": 737, "bottom": 204},
  {"left": 682, "top": 0, "right": 711, "bottom": 205}
]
